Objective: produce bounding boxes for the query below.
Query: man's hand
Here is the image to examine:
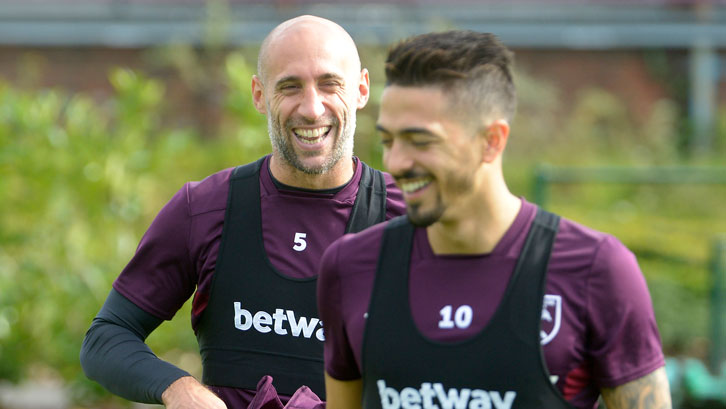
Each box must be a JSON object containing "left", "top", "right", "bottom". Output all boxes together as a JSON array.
[{"left": 161, "top": 376, "right": 227, "bottom": 409}]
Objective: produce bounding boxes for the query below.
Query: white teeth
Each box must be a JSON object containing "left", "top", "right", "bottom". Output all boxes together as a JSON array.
[
  {"left": 400, "top": 178, "right": 432, "bottom": 193},
  {"left": 294, "top": 126, "right": 331, "bottom": 142}
]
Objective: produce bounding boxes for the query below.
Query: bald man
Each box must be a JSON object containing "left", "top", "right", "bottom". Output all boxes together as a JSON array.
[{"left": 80, "top": 15, "right": 404, "bottom": 409}]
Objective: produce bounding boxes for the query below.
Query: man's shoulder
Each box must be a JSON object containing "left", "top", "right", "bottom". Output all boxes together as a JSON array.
[
  {"left": 355, "top": 160, "right": 405, "bottom": 218},
  {"left": 357, "top": 160, "right": 398, "bottom": 191},
  {"left": 324, "top": 221, "right": 390, "bottom": 276},
  {"left": 520, "top": 202, "right": 615, "bottom": 259},
  {"left": 551, "top": 211, "right": 625, "bottom": 250},
  {"left": 335, "top": 220, "right": 389, "bottom": 252},
  {"left": 550, "top": 213, "right": 637, "bottom": 278},
  {"left": 382, "top": 174, "right": 405, "bottom": 217},
  {"left": 382, "top": 172, "right": 401, "bottom": 194},
  {"left": 185, "top": 166, "right": 236, "bottom": 216}
]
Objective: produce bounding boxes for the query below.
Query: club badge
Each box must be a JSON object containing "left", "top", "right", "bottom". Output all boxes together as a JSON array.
[{"left": 540, "top": 294, "right": 562, "bottom": 345}]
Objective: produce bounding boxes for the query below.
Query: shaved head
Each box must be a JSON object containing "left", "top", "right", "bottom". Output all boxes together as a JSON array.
[
  {"left": 257, "top": 15, "right": 361, "bottom": 84},
  {"left": 249, "top": 14, "right": 370, "bottom": 187}
]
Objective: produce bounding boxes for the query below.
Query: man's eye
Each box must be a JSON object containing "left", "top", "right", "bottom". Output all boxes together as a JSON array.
[{"left": 411, "top": 139, "right": 432, "bottom": 147}]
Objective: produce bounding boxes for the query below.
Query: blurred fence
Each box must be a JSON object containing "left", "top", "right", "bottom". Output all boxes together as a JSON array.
[{"left": 533, "top": 165, "right": 726, "bottom": 207}]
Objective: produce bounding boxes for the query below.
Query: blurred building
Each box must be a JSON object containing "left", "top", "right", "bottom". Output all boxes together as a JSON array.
[{"left": 1, "top": 0, "right": 725, "bottom": 149}]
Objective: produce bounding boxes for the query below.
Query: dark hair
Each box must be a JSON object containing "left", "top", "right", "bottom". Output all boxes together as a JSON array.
[{"left": 384, "top": 30, "right": 516, "bottom": 124}]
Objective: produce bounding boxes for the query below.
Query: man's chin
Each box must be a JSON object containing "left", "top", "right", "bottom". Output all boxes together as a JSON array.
[
  {"left": 290, "top": 155, "right": 338, "bottom": 175},
  {"left": 406, "top": 207, "right": 442, "bottom": 228}
]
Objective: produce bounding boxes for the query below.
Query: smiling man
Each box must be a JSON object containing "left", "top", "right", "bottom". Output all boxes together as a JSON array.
[
  {"left": 318, "top": 31, "right": 671, "bottom": 409},
  {"left": 255, "top": 16, "right": 362, "bottom": 187},
  {"left": 80, "top": 16, "right": 404, "bottom": 409}
]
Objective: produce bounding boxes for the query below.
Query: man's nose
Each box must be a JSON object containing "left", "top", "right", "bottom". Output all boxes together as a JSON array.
[
  {"left": 298, "top": 87, "right": 325, "bottom": 120},
  {"left": 384, "top": 139, "right": 414, "bottom": 176}
]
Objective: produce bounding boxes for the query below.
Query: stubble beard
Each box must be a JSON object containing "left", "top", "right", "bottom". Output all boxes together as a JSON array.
[
  {"left": 398, "top": 171, "right": 446, "bottom": 227},
  {"left": 405, "top": 170, "right": 473, "bottom": 228},
  {"left": 267, "top": 111, "right": 355, "bottom": 175},
  {"left": 406, "top": 196, "right": 445, "bottom": 227}
]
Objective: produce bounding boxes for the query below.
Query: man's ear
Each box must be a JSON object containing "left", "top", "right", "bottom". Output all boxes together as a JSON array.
[
  {"left": 251, "top": 75, "right": 267, "bottom": 114},
  {"left": 481, "top": 119, "right": 510, "bottom": 163},
  {"left": 356, "top": 69, "right": 370, "bottom": 110}
]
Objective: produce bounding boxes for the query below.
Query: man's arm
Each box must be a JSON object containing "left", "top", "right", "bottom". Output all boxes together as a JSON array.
[
  {"left": 600, "top": 367, "right": 672, "bottom": 409},
  {"left": 324, "top": 372, "right": 362, "bottom": 409},
  {"left": 80, "top": 289, "right": 225, "bottom": 408}
]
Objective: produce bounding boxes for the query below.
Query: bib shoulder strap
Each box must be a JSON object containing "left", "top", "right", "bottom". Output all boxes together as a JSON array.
[{"left": 346, "top": 162, "right": 388, "bottom": 233}]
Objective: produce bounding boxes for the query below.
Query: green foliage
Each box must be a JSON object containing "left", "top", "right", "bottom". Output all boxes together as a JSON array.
[
  {"left": 0, "top": 53, "right": 266, "bottom": 404},
  {"left": 510, "top": 69, "right": 683, "bottom": 165}
]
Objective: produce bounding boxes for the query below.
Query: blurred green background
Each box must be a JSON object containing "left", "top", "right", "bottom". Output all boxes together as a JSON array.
[{"left": 1, "top": 2, "right": 726, "bottom": 408}]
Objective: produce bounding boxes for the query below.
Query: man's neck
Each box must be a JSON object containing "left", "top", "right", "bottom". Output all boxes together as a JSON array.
[
  {"left": 268, "top": 155, "right": 356, "bottom": 190},
  {"left": 426, "top": 188, "right": 521, "bottom": 256}
]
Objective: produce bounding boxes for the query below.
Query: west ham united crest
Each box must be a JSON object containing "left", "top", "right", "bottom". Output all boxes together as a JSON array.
[{"left": 540, "top": 294, "right": 562, "bottom": 345}]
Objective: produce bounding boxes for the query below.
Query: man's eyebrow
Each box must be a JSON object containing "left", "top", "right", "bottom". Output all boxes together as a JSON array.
[
  {"left": 318, "top": 73, "right": 345, "bottom": 82},
  {"left": 376, "top": 124, "right": 436, "bottom": 137},
  {"left": 274, "top": 76, "right": 300, "bottom": 88},
  {"left": 275, "top": 73, "right": 344, "bottom": 88}
]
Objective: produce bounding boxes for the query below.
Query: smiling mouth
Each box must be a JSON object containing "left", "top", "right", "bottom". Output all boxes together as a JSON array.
[
  {"left": 399, "top": 177, "right": 433, "bottom": 194},
  {"left": 293, "top": 126, "right": 331, "bottom": 145}
]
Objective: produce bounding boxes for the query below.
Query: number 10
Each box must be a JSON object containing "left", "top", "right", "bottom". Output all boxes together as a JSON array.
[{"left": 438, "top": 304, "right": 473, "bottom": 329}]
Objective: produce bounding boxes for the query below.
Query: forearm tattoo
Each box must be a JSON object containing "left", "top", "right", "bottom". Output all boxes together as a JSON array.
[{"left": 600, "top": 367, "right": 672, "bottom": 409}]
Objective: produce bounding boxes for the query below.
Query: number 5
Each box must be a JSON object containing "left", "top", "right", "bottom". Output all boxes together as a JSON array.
[{"left": 293, "top": 232, "right": 307, "bottom": 251}]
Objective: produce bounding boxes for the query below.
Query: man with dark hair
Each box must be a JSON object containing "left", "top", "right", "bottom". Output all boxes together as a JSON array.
[
  {"left": 318, "top": 30, "right": 671, "bottom": 409},
  {"left": 80, "top": 15, "right": 404, "bottom": 409}
]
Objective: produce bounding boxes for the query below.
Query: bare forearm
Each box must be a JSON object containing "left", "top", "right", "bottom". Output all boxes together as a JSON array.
[
  {"left": 325, "top": 373, "right": 363, "bottom": 409},
  {"left": 601, "top": 367, "right": 672, "bottom": 409}
]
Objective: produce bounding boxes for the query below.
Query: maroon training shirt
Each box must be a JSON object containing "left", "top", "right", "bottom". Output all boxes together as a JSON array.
[
  {"left": 113, "top": 155, "right": 405, "bottom": 407},
  {"left": 317, "top": 199, "right": 665, "bottom": 409}
]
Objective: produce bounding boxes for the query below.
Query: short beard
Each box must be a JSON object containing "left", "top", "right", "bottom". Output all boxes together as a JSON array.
[
  {"left": 406, "top": 168, "right": 473, "bottom": 226},
  {"left": 406, "top": 196, "right": 445, "bottom": 227},
  {"left": 267, "top": 111, "right": 356, "bottom": 175}
]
